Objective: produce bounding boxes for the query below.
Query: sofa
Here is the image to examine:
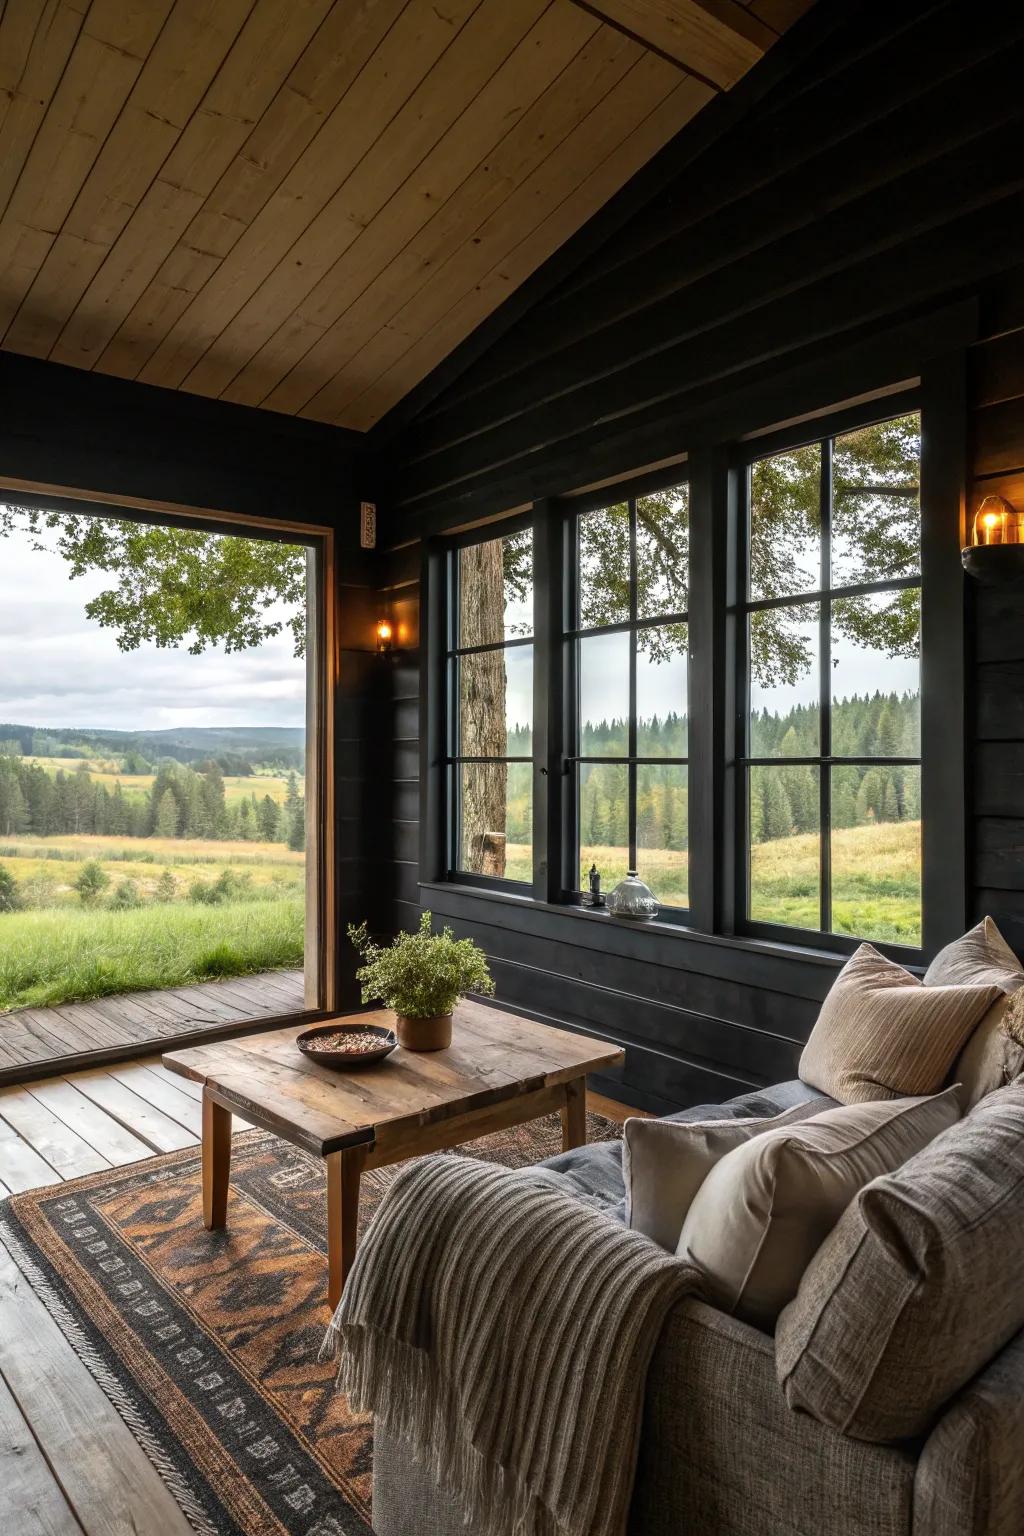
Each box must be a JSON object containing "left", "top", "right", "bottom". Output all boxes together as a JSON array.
[{"left": 371, "top": 1077, "right": 1024, "bottom": 1536}]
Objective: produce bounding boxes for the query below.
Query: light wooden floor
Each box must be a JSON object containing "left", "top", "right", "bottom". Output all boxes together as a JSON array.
[
  {"left": 0, "top": 968, "right": 307, "bottom": 1082},
  {"left": 0, "top": 1059, "right": 635, "bottom": 1534}
]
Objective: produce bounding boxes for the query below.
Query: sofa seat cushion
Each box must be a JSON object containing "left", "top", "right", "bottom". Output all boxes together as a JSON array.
[
  {"left": 776, "top": 1080, "right": 1024, "bottom": 1443},
  {"left": 539, "top": 1080, "right": 835, "bottom": 1222}
]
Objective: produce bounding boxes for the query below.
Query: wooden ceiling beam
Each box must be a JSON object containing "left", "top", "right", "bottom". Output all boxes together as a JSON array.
[{"left": 567, "top": 0, "right": 775, "bottom": 87}]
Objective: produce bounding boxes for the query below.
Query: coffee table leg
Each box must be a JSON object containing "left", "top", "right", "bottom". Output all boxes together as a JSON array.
[
  {"left": 326, "top": 1147, "right": 364, "bottom": 1310},
  {"left": 202, "top": 1090, "right": 231, "bottom": 1230},
  {"left": 561, "top": 1077, "right": 587, "bottom": 1151}
]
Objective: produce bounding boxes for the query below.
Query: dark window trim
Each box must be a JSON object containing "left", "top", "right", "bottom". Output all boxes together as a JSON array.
[
  {"left": 423, "top": 356, "right": 967, "bottom": 966},
  {"left": 565, "top": 469, "right": 691, "bottom": 915}
]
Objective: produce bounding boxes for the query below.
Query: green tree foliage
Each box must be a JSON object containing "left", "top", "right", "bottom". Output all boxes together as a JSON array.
[
  {"left": 155, "top": 869, "right": 177, "bottom": 902},
  {"left": 153, "top": 786, "right": 180, "bottom": 838},
  {"left": 73, "top": 859, "right": 110, "bottom": 905},
  {"left": 0, "top": 862, "right": 21, "bottom": 912},
  {"left": 0, "top": 506, "right": 307, "bottom": 656}
]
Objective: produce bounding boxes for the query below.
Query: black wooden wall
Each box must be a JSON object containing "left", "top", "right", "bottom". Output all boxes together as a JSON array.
[{"left": 366, "top": 0, "right": 1024, "bottom": 1112}]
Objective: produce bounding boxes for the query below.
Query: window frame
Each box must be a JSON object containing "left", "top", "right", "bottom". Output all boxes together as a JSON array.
[
  {"left": 564, "top": 466, "right": 691, "bottom": 921},
  {"left": 426, "top": 360, "right": 967, "bottom": 966},
  {"left": 734, "top": 395, "right": 924, "bottom": 959},
  {"left": 442, "top": 510, "right": 536, "bottom": 895}
]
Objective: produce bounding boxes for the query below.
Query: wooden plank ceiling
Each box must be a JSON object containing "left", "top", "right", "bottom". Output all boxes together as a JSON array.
[{"left": 0, "top": 0, "right": 812, "bottom": 431}]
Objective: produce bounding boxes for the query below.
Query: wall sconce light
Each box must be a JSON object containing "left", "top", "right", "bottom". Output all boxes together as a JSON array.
[
  {"left": 962, "top": 495, "right": 1024, "bottom": 584},
  {"left": 376, "top": 617, "right": 393, "bottom": 653}
]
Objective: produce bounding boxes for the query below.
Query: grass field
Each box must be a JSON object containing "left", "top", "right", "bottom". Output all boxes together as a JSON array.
[
  {"left": 0, "top": 898, "right": 303, "bottom": 1012},
  {"left": 0, "top": 834, "right": 304, "bottom": 907},
  {"left": 22, "top": 756, "right": 303, "bottom": 806},
  {"left": 503, "top": 819, "right": 921, "bottom": 945}
]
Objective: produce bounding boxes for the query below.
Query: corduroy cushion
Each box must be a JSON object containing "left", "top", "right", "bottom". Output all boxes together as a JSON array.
[
  {"left": 799, "top": 944, "right": 999, "bottom": 1103},
  {"left": 676, "top": 1088, "right": 960, "bottom": 1330},
  {"left": 776, "top": 1080, "right": 1024, "bottom": 1443},
  {"left": 927, "top": 918, "right": 1024, "bottom": 1108},
  {"left": 624, "top": 1099, "right": 821, "bottom": 1252}
]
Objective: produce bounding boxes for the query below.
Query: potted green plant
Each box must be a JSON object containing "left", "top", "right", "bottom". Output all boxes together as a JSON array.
[{"left": 347, "top": 911, "right": 494, "bottom": 1051}]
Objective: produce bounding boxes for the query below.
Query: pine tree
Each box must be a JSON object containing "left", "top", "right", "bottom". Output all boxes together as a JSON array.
[
  {"left": 258, "top": 795, "right": 281, "bottom": 841},
  {"left": 73, "top": 860, "right": 110, "bottom": 905},
  {"left": 155, "top": 868, "right": 177, "bottom": 902},
  {"left": 287, "top": 795, "right": 305, "bottom": 852},
  {"left": 763, "top": 774, "right": 794, "bottom": 842},
  {"left": 0, "top": 861, "right": 20, "bottom": 912},
  {"left": 154, "top": 788, "right": 179, "bottom": 838}
]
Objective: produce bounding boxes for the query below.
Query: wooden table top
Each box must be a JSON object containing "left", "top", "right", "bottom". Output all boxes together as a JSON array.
[{"left": 163, "top": 1000, "right": 624, "bottom": 1156}]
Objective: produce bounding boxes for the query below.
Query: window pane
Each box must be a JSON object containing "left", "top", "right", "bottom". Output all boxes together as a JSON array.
[
  {"left": 637, "top": 764, "right": 688, "bottom": 908},
  {"left": 831, "top": 765, "right": 920, "bottom": 947},
  {"left": 579, "top": 762, "right": 629, "bottom": 894},
  {"left": 749, "top": 605, "right": 820, "bottom": 756},
  {"left": 459, "top": 645, "right": 533, "bottom": 757},
  {"left": 749, "top": 444, "right": 821, "bottom": 600},
  {"left": 459, "top": 529, "right": 532, "bottom": 645},
  {"left": 458, "top": 761, "right": 532, "bottom": 880},
  {"left": 831, "top": 592, "right": 919, "bottom": 756},
  {"left": 637, "top": 624, "right": 688, "bottom": 755},
  {"left": 579, "top": 502, "right": 630, "bottom": 628},
  {"left": 832, "top": 413, "right": 920, "bottom": 588},
  {"left": 636, "top": 483, "right": 688, "bottom": 619},
  {"left": 579, "top": 631, "right": 628, "bottom": 756},
  {"left": 748, "top": 766, "right": 820, "bottom": 928}
]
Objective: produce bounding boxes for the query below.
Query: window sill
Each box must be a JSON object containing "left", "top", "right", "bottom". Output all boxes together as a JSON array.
[{"left": 419, "top": 878, "right": 857, "bottom": 972}]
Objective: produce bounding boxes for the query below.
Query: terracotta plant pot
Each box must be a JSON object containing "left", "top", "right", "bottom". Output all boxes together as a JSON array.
[{"left": 395, "top": 1012, "right": 453, "bottom": 1051}]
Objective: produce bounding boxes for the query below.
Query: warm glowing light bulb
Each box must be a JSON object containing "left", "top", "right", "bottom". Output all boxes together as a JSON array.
[
  {"left": 376, "top": 618, "right": 393, "bottom": 650},
  {"left": 982, "top": 511, "right": 999, "bottom": 529}
]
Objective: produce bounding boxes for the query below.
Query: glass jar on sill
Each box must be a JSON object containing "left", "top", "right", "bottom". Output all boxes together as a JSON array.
[{"left": 607, "top": 870, "right": 658, "bottom": 922}]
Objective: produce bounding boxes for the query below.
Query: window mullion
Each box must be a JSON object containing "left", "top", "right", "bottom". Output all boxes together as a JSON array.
[
  {"left": 819, "top": 437, "right": 833, "bottom": 936},
  {"left": 628, "top": 499, "right": 638, "bottom": 870}
]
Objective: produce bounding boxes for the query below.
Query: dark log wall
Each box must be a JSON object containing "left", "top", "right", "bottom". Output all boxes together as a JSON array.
[
  {"left": 0, "top": 350, "right": 378, "bottom": 1005},
  {"left": 368, "top": 0, "right": 1024, "bottom": 1112}
]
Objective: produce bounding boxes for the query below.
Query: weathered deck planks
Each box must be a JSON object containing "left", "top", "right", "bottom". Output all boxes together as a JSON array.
[{"left": 0, "top": 970, "right": 307, "bottom": 1082}]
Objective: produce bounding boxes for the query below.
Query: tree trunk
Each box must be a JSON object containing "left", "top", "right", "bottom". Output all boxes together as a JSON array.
[{"left": 459, "top": 541, "right": 507, "bottom": 876}]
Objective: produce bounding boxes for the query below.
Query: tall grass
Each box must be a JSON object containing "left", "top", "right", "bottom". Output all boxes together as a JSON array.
[{"left": 0, "top": 898, "right": 303, "bottom": 1012}]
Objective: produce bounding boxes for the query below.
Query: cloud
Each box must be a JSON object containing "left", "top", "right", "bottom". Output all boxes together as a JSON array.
[{"left": 0, "top": 521, "right": 306, "bottom": 730}]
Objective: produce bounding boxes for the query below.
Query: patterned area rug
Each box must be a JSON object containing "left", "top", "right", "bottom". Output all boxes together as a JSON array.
[{"left": 0, "top": 1109, "right": 620, "bottom": 1536}]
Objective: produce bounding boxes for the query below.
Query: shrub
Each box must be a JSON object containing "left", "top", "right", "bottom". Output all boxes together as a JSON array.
[
  {"left": 21, "top": 872, "right": 58, "bottom": 909},
  {"left": 109, "top": 878, "right": 143, "bottom": 911},
  {"left": 188, "top": 867, "right": 253, "bottom": 905},
  {"left": 73, "top": 859, "right": 110, "bottom": 905},
  {"left": 155, "top": 868, "right": 177, "bottom": 902},
  {"left": 348, "top": 910, "right": 494, "bottom": 1019},
  {"left": 0, "top": 862, "right": 20, "bottom": 913}
]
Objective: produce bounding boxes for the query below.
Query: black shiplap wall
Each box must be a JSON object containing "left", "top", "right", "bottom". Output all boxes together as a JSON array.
[{"left": 367, "top": 2, "right": 1024, "bottom": 1112}]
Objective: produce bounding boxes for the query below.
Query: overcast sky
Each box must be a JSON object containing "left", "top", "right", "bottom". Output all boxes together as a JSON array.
[{"left": 0, "top": 520, "right": 306, "bottom": 731}]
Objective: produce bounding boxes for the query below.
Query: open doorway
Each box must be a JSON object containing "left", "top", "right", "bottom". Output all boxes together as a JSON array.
[{"left": 0, "top": 492, "right": 332, "bottom": 1079}]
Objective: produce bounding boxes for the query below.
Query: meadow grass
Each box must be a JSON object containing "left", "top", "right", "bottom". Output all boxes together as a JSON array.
[
  {"left": 0, "top": 835, "right": 304, "bottom": 906},
  {"left": 504, "top": 819, "right": 921, "bottom": 944},
  {"left": 0, "top": 832, "right": 304, "bottom": 865},
  {"left": 0, "top": 897, "right": 303, "bottom": 1011}
]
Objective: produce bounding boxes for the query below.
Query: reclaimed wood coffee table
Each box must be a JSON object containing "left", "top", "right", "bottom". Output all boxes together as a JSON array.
[{"left": 163, "top": 1000, "right": 624, "bottom": 1308}]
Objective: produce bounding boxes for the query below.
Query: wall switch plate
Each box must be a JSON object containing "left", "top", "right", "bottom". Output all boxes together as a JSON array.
[{"left": 360, "top": 501, "right": 377, "bottom": 548}]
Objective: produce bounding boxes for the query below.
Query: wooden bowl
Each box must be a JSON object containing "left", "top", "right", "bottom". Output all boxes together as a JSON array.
[{"left": 296, "top": 1021, "right": 397, "bottom": 1070}]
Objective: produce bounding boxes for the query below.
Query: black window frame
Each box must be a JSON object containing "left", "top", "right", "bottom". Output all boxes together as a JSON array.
[
  {"left": 564, "top": 467, "right": 691, "bottom": 922},
  {"left": 734, "top": 395, "right": 924, "bottom": 959},
  {"left": 442, "top": 511, "right": 536, "bottom": 895},
  {"left": 425, "top": 360, "right": 967, "bottom": 966}
]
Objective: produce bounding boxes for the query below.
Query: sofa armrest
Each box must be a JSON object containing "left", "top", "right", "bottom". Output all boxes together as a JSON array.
[
  {"left": 630, "top": 1297, "right": 916, "bottom": 1536},
  {"left": 914, "top": 1326, "right": 1024, "bottom": 1536}
]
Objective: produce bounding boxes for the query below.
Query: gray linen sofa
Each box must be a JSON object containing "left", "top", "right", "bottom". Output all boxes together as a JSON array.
[{"left": 371, "top": 1078, "right": 1024, "bottom": 1536}]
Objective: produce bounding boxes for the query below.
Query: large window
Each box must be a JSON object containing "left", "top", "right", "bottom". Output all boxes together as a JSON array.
[
  {"left": 570, "top": 482, "right": 690, "bottom": 909},
  {"left": 432, "top": 383, "right": 959, "bottom": 961},
  {"left": 740, "top": 411, "right": 922, "bottom": 949},
  {"left": 447, "top": 524, "right": 534, "bottom": 886}
]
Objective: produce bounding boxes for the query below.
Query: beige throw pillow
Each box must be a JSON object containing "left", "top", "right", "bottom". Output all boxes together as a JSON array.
[
  {"left": 624, "top": 1099, "right": 822, "bottom": 1252},
  {"left": 926, "top": 917, "right": 1024, "bottom": 1108},
  {"left": 799, "top": 944, "right": 999, "bottom": 1103},
  {"left": 676, "top": 1088, "right": 961, "bottom": 1330}
]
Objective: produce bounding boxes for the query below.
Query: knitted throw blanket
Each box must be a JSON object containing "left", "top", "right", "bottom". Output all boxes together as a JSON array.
[{"left": 323, "top": 1153, "right": 695, "bottom": 1536}]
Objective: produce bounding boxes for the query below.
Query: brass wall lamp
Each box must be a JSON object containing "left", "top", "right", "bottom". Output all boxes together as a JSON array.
[{"left": 962, "top": 495, "right": 1024, "bottom": 584}]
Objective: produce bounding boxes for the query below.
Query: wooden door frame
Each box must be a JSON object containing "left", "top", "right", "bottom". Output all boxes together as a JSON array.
[{"left": 0, "top": 473, "right": 339, "bottom": 1029}]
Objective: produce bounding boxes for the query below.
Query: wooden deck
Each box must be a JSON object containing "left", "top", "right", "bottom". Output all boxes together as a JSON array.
[
  {"left": 0, "top": 970, "right": 307, "bottom": 1083},
  {"left": 0, "top": 1050, "right": 633, "bottom": 1534}
]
